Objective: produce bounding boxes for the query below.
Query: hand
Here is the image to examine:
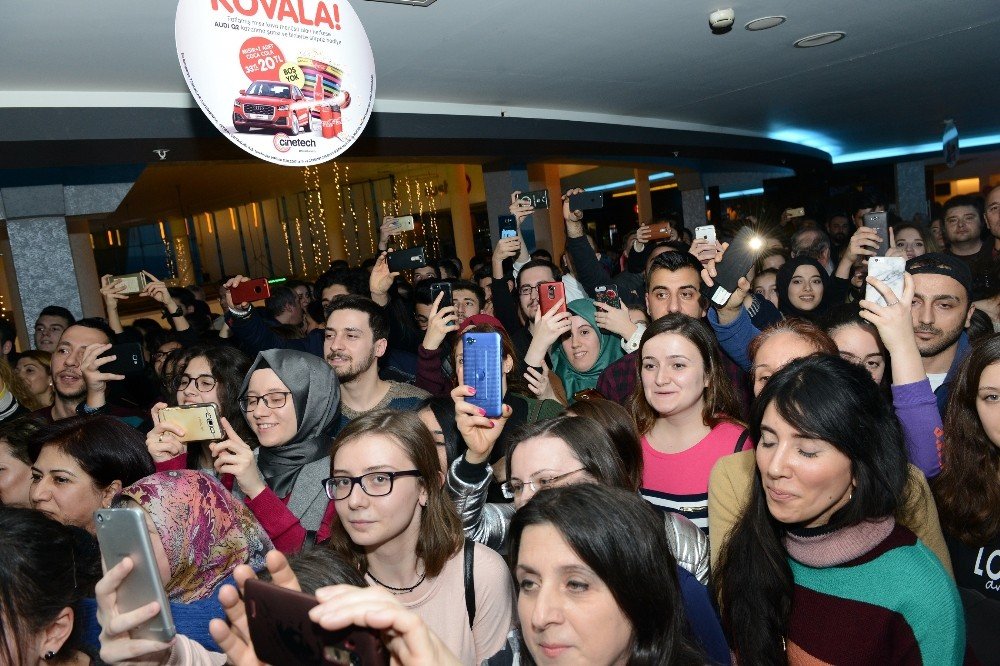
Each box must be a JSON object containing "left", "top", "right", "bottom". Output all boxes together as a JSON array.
[
  {"left": 700, "top": 241, "right": 730, "bottom": 288},
  {"left": 532, "top": 298, "right": 572, "bottom": 347},
  {"left": 309, "top": 586, "right": 462, "bottom": 666},
  {"left": 524, "top": 365, "right": 556, "bottom": 401},
  {"left": 421, "top": 292, "right": 457, "bottom": 351},
  {"left": 82, "top": 343, "right": 125, "bottom": 403},
  {"left": 593, "top": 301, "right": 636, "bottom": 339},
  {"left": 379, "top": 216, "right": 402, "bottom": 247},
  {"left": 139, "top": 272, "right": 177, "bottom": 312},
  {"left": 96, "top": 557, "right": 173, "bottom": 666},
  {"left": 209, "top": 551, "right": 302, "bottom": 666},
  {"left": 689, "top": 237, "right": 721, "bottom": 266},
  {"left": 222, "top": 275, "right": 252, "bottom": 310},
  {"left": 562, "top": 187, "right": 585, "bottom": 226},
  {"left": 634, "top": 224, "right": 653, "bottom": 249},
  {"left": 146, "top": 403, "right": 186, "bottom": 462},
  {"left": 210, "top": 418, "right": 264, "bottom": 498},
  {"left": 858, "top": 272, "right": 916, "bottom": 353},
  {"left": 370, "top": 251, "right": 398, "bottom": 298},
  {"left": 842, "top": 226, "right": 882, "bottom": 264},
  {"left": 100, "top": 275, "right": 130, "bottom": 311},
  {"left": 508, "top": 191, "right": 535, "bottom": 225},
  {"left": 452, "top": 384, "right": 512, "bottom": 465},
  {"left": 493, "top": 236, "right": 521, "bottom": 264}
]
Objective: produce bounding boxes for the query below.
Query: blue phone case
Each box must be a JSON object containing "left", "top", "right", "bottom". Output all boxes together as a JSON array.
[{"left": 463, "top": 332, "right": 503, "bottom": 418}]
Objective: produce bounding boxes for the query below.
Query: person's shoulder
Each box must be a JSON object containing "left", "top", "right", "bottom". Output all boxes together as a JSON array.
[
  {"left": 386, "top": 381, "right": 430, "bottom": 401},
  {"left": 712, "top": 420, "right": 746, "bottom": 438},
  {"left": 709, "top": 450, "right": 755, "bottom": 485}
]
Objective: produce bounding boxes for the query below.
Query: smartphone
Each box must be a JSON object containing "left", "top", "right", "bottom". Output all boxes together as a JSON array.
[
  {"left": 113, "top": 272, "right": 149, "bottom": 296},
  {"left": 99, "top": 342, "right": 145, "bottom": 375},
  {"left": 865, "top": 256, "right": 905, "bottom": 307},
  {"left": 701, "top": 226, "right": 764, "bottom": 307},
  {"left": 695, "top": 225, "right": 717, "bottom": 243},
  {"left": 463, "top": 332, "right": 503, "bottom": 418},
  {"left": 230, "top": 277, "right": 271, "bottom": 304},
  {"left": 387, "top": 246, "right": 427, "bottom": 273},
  {"left": 157, "top": 403, "right": 223, "bottom": 442},
  {"left": 95, "top": 508, "right": 176, "bottom": 642},
  {"left": 429, "top": 281, "right": 453, "bottom": 309},
  {"left": 646, "top": 222, "right": 674, "bottom": 240},
  {"left": 785, "top": 207, "right": 806, "bottom": 219},
  {"left": 518, "top": 189, "right": 550, "bottom": 210},
  {"left": 863, "top": 212, "right": 890, "bottom": 256},
  {"left": 244, "top": 578, "right": 389, "bottom": 666},
  {"left": 389, "top": 215, "right": 415, "bottom": 232},
  {"left": 499, "top": 215, "right": 518, "bottom": 239},
  {"left": 594, "top": 284, "right": 621, "bottom": 309},
  {"left": 538, "top": 281, "right": 566, "bottom": 316},
  {"left": 567, "top": 191, "right": 604, "bottom": 212}
]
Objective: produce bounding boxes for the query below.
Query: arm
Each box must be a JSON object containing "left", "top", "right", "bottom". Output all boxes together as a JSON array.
[
  {"left": 561, "top": 188, "right": 610, "bottom": 295},
  {"left": 706, "top": 307, "right": 759, "bottom": 372},
  {"left": 416, "top": 346, "right": 452, "bottom": 396},
  {"left": 469, "top": 545, "right": 517, "bottom": 662},
  {"left": 445, "top": 457, "right": 514, "bottom": 551},
  {"left": 707, "top": 452, "right": 755, "bottom": 570},
  {"left": 489, "top": 277, "right": 524, "bottom": 335},
  {"left": 243, "top": 487, "right": 309, "bottom": 554},
  {"left": 227, "top": 308, "right": 318, "bottom": 355},
  {"left": 140, "top": 272, "right": 190, "bottom": 334},
  {"left": 100, "top": 275, "right": 127, "bottom": 334}
]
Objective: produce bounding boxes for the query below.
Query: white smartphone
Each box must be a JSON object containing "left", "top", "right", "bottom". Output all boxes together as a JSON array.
[
  {"left": 95, "top": 508, "right": 176, "bottom": 642},
  {"left": 390, "top": 215, "right": 415, "bottom": 232},
  {"left": 695, "top": 225, "right": 717, "bottom": 243},
  {"left": 865, "top": 256, "right": 905, "bottom": 307}
]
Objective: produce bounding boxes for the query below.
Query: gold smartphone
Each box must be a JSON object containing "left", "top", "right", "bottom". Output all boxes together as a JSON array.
[
  {"left": 113, "top": 272, "right": 150, "bottom": 295},
  {"left": 158, "top": 403, "right": 223, "bottom": 442}
]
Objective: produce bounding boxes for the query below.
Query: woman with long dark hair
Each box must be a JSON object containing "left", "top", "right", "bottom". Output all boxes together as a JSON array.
[
  {"left": 714, "top": 354, "right": 965, "bottom": 664},
  {"left": 509, "top": 484, "right": 704, "bottom": 665},
  {"left": 932, "top": 332, "right": 1000, "bottom": 659}
]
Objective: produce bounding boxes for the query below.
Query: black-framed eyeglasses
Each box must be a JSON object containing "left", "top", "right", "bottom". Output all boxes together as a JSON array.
[
  {"left": 174, "top": 374, "right": 217, "bottom": 392},
  {"left": 322, "top": 470, "right": 422, "bottom": 500},
  {"left": 501, "top": 468, "right": 585, "bottom": 500},
  {"left": 239, "top": 391, "right": 292, "bottom": 412}
]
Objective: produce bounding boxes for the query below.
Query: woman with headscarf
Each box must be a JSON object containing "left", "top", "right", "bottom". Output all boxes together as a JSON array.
[
  {"left": 209, "top": 349, "right": 340, "bottom": 553},
  {"left": 775, "top": 256, "right": 847, "bottom": 320},
  {"left": 523, "top": 297, "right": 624, "bottom": 403}
]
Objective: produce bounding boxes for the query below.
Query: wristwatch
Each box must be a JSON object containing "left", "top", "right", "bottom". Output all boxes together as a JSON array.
[{"left": 164, "top": 304, "right": 184, "bottom": 318}]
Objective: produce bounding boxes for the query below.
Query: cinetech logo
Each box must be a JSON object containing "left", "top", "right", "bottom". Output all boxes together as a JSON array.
[{"left": 273, "top": 133, "right": 291, "bottom": 152}]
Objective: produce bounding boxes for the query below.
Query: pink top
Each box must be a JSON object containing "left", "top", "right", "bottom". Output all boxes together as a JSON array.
[{"left": 640, "top": 421, "right": 750, "bottom": 532}]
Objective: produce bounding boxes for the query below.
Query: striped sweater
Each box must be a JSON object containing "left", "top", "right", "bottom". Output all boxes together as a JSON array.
[{"left": 784, "top": 517, "right": 967, "bottom": 665}]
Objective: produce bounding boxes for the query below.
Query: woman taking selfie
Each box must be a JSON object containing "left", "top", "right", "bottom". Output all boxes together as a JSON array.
[
  {"left": 145, "top": 344, "right": 252, "bottom": 476},
  {"left": 631, "top": 313, "right": 746, "bottom": 533},
  {"left": 211, "top": 348, "right": 340, "bottom": 553},
  {"left": 509, "top": 484, "right": 704, "bottom": 665},
  {"left": 325, "top": 409, "right": 514, "bottom": 664},
  {"left": 932, "top": 333, "right": 1000, "bottom": 659},
  {"left": 714, "top": 354, "right": 966, "bottom": 665}
]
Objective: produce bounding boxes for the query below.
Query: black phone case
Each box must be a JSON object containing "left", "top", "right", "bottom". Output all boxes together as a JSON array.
[
  {"left": 430, "top": 282, "right": 453, "bottom": 308},
  {"left": 499, "top": 215, "right": 518, "bottom": 238},
  {"left": 701, "top": 226, "right": 761, "bottom": 306},
  {"left": 387, "top": 246, "right": 427, "bottom": 272},
  {"left": 244, "top": 579, "right": 389, "bottom": 666},
  {"left": 863, "top": 212, "right": 890, "bottom": 256},
  {"left": 568, "top": 191, "right": 604, "bottom": 211},
  {"left": 100, "top": 342, "right": 145, "bottom": 375},
  {"left": 520, "top": 189, "right": 549, "bottom": 209}
]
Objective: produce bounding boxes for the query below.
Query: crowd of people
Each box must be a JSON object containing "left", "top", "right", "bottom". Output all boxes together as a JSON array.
[{"left": 0, "top": 183, "right": 998, "bottom": 665}]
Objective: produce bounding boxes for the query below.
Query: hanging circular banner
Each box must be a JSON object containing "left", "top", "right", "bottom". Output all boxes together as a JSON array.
[{"left": 175, "top": 0, "right": 375, "bottom": 166}]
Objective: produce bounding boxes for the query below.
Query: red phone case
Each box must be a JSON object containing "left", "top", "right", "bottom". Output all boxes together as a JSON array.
[
  {"left": 538, "top": 281, "right": 566, "bottom": 316},
  {"left": 230, "top": 278, "right": 271, "bottom": 304}
]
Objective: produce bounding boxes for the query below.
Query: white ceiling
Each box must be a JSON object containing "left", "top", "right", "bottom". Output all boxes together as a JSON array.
[{"left": 1, "top": 0, "right": 998, "bottom": 159}]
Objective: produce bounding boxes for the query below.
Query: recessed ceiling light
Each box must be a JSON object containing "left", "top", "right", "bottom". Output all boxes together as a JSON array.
[
  {"left": 745, "top": 16, "right": 786, "bottom": 31},
  {"left": 794, "top": 31, "right": 846, "bottom": 48},
  {"left": 366, "top": 0, "right": 437, "bottom": 6}
]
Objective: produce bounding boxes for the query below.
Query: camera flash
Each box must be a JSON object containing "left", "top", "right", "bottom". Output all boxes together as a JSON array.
[{"left": 749, "top": 237, "right": 764, "bottom": 250}]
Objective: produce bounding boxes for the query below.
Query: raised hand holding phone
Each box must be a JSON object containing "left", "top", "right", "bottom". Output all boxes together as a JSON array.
[
  {"left": 421, "top": 291, "right": 457, "bottom": 352},
  {"left": 858, "top": 272, "right": 926, "bottom": 385},
  {"left": 452, "top": 384, "right": 512, "bottom": 465}
]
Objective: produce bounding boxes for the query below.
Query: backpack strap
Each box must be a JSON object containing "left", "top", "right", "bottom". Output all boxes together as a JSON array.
[
  {"left": 464, "top": 537, "right": 476, "bottom": 629},
  {"left": 734, "top": 429, "right": 751, "bottom": 454}
]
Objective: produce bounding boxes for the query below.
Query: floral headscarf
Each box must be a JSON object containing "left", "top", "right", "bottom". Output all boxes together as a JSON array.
[{"left": 116, "top": 470, "right": 272, "bottom": 602}]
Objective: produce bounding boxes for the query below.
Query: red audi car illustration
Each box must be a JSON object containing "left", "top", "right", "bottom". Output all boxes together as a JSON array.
[{"left": 233, "top": 81, "right": 315, "bottom": 135}]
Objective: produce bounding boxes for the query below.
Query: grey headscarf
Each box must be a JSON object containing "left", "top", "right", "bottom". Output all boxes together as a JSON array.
[{"left": 240, "top": 349, "right": 341, "bottom": 497}]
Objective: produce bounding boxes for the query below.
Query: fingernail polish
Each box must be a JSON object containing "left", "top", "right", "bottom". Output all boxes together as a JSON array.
[
  {"left": 478, "top": 407, "right": 487, "bottom": 416},
  {"left": 469, "top": 387, "right": 476, "bottom": 394},
  {"left": 489, "top": 421, "right": 496, "bottom": 428}
]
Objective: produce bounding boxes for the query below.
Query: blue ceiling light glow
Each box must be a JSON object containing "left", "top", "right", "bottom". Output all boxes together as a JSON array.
[
  {"left": 833, "top": 133, "right": 1000, "bottom": 164},
  {"left": 767, "top": 128, "right": 841, "bottom": 157},
  {"left": 706, "top": 187, "right": 765, "bottom": 200},
  {"left": 584, "top": 171, "right": 674, "bottom": 193}
]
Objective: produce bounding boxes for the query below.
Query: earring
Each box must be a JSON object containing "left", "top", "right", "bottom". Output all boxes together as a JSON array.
[{"left": 44, "top": 651, "right": 56, "bottom": 661}]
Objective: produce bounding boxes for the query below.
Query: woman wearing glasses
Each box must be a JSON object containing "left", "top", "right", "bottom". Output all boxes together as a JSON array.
[
  {"left": 145, "top": 344, "right": 251, "bottom": 475},
  {"left": 324, "top": 409, "right": 515, "bottom": 664},
  {"left": 208, "top": 348, "right": 341, "bottom": 553}
]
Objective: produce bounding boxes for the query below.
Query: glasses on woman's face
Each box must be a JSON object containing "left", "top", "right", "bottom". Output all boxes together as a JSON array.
[
  {"left": 501, "top": 468, "right": 585, "bottom": 500},
  {"left": 322, "top": 470, "right": 421, "bottom": 500},
  {"left": 239, "top": 391, "right": 292, "bottom": 412},
  {"left": 174, "top": 374, "right": 217, "bottom": 392}
]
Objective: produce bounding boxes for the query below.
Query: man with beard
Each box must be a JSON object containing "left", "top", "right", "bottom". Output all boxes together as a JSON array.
[
  {"left": 825, "top": 213, "right": 852, "bottom": 263},
  {"left": 906, "top": 253, "right": 976, "bottom": 414},
  {"left": 942, "top": 194, "right": 999, "bottom": 301},
  {"left": 324, "top": 295, "right": 427, "bottom": 433}
]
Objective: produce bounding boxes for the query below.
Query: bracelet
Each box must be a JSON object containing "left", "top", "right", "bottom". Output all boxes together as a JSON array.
[
  {"left": 227, "top": 305, "right": 252, "bottom": 320},
  {"left": 164, "top": 304, "right": 184, "bottom": 318},
  {"left": 526, "top": 364, "right": 545, "bottom": 375}
]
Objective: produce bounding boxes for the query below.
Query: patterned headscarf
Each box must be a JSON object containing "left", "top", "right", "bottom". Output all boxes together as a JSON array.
[{"left": 116, "top": 470, "right": 272, "bottom": 602}]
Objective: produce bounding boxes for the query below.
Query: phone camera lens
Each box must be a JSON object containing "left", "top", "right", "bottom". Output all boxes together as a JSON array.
[{"left": 97, "top": 514, "right": 104, "bottom": 523}]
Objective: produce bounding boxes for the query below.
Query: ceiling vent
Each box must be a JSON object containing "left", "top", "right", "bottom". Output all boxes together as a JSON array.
[
  {"left": 366, "top": 0, "right": 437, "bottom": 6},
  {"left": 793, "top": 31, "right": 846, "bottom": 48},
  {"left": 745, "top": 16, "right": 785, "bottom": 31}
]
